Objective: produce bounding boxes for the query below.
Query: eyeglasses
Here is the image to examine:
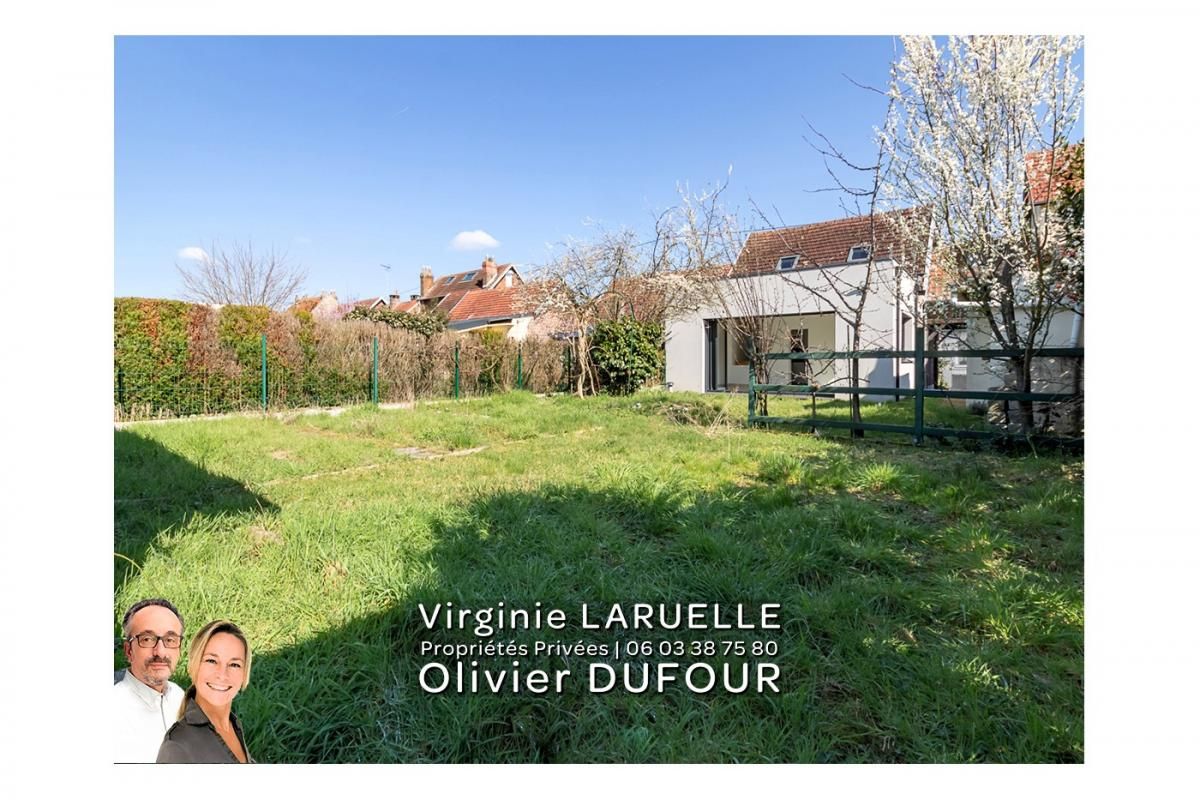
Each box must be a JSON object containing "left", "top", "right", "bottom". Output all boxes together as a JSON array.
[{"left": 128, "top": 633, "right": 182, "bottom": 649}]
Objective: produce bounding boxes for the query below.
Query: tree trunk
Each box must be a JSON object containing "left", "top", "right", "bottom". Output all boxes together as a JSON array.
[
  {"left": 753, "top": 356, "right": 769, "bottom": 417},
  {"left": 574, "top": 336, "right": 588, "bottom": 398},
  {"left": 997, "top": 354, "right": 1037, "bottom": 434},
  {"left": 850, "top": 357, "right": 863, "bottom": 438},
  {"left": 1018, "top": 354, "right": 1035, "bottom": 432}
]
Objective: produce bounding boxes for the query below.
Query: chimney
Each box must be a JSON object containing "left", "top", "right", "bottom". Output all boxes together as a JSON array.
[
  {"left": 419, "top": 265, "right": 434, "bottom": 297},
  {"left": 481, "top": 256, "right": 498, "bottom": 287},
  {"left": 389, "top": 291, "right": 402, "bottom": 309}
]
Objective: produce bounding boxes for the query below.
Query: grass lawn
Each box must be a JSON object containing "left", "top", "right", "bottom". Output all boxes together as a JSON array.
[{"left": 114, "top": 390, "right": 1083, "bottom": 763}]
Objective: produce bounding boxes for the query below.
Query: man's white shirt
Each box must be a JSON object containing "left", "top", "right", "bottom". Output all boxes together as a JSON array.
[{"left": 113, "top": 671, "right": 185, "bottom": 763}]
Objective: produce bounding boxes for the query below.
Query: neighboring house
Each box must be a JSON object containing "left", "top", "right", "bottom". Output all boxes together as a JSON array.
[
  {"left": 924, "top": 147, "right": 1083, "bottom": 405},
  {"left": 352, "top": 296, "right": 389, "bottom": 312},
  {"left": 665, "top": 212, "right": 920, "bottom": 398},
  {"left": 382, "top": 257, "right": 534, "bottom": 338},
  {"left": 324, "top": 296, "right": 387, "bottom": 319},
  {"left": 289, "top": 292, "right": 342, "bottom": 320}
]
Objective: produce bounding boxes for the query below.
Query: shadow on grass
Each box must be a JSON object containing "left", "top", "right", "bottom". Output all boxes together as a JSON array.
[
  {"left": 235, "top": 478, "right": 1082, "bottom": 763},
  {"left": 114, "top": 429, "right": 277, "bottom": 588}
]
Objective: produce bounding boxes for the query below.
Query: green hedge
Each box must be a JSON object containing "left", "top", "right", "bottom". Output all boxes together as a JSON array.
[
  {"left": 114, "top": 299, "right": 268, "bottom": 416},
  {"left": 114, "top": 299, "right": 569, "bottom": 419},
  {"left": 589, "top": 319, "right": 664, "bottom": 395},
  {"left": 341, "top": 306, "right": 447, "bottom": 336}
]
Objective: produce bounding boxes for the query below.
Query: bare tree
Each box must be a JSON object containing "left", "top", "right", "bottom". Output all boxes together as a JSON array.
[
  {"left": 525, "top": 188, "right": 737, "bottom": 397},
  {"left": 753, "top": 98, "right": 919, "bottom": 436},
  {"left": 666, "top": 180, "right": 784, "bottom": 414},
  {"left": 667, "top": 175, "right": 919, "bottom": 423},
  {"left": 176, "top": 240, "right": 308, "bottom": 309},
  {"left": 524, "top": 228, "right": 641, "bottom": 397},
  {"left": 595, "top": 205, "right": 717, "bottom": 325},
  {"left": 705, "top": 261, "right": 790, "bottom": 417}
]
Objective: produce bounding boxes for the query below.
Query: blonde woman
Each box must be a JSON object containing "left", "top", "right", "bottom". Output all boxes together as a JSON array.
[{"left": 157, "top": 620, "right": 253, "bottom": 763}]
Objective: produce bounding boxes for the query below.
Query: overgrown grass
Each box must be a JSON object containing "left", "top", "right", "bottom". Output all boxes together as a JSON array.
[{"left": 115, "top": 390, "right": 1083, "bottom": 763}]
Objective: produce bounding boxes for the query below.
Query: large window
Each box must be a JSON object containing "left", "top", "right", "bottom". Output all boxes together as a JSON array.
[
  {"left": 900, "top": 312, "right": 913, "bottom": 362},
  {"left": 789, "top": 328, "right": 810, "bottom": 385},
  {"left": 733, "top": 331, "right": 754, "bottom": 366}
]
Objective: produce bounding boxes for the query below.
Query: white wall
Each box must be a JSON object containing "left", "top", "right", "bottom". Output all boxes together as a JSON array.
[
  {"left": 452, "top": 316, "right": 533, "bottom": 341},
  {"left": 664, "top": 313, "right": 706, "bottom": 391},
  {"left": 665, "top": 261, "right": 917, "bottom": 397},
  {"left": 939, "top": 306, "right": 1082, "bottom": 401},
  {"left": 506, "top": 316, "right": 532, "bottom": 341}
]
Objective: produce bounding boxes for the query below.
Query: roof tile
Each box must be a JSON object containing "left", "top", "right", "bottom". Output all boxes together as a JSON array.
[
  {"left": 447, "top": 286, "right": 527, "bottom": 322},
  {"left": 733, "top": 211, "right": 918, "bottom": 274},
  {"left": 1025, "top": 146, "right": 1082, "bottom": 205}
]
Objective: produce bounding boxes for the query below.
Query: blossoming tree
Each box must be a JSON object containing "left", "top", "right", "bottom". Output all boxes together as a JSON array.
[{"left": 881, "top": 35, "right": 1084, "bottom": 432}]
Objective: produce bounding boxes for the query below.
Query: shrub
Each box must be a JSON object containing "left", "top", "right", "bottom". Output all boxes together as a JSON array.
[
  {"left": 114, "top": 299, "right": 569, "bottom": 418},
  {"left": 115, "top": 298, "right": 205, "bottom": 415},
  {"left": 465, "top": 328, "right": 511, "bottom": 394},
  {"left": 342, "top": 306, "right": 447, "bottom": 336},
  {"left": 589, "top": 319, "right": 664, "bottom": 395}
]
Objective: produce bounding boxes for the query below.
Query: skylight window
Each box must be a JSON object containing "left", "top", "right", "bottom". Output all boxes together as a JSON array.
[
  {"left": 848, "top": 245, "right": 871, "bottom": 262},
  {"left": 777, "top": 256, "right": 798, "bottom": 271},
  {"left": 460, "top": 272, "right": 476, "bottom": 282}
]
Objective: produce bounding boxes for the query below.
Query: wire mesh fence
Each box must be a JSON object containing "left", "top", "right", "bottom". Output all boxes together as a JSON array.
[{"left": 114, "top": 315, "right": 572, "bottom": 422}]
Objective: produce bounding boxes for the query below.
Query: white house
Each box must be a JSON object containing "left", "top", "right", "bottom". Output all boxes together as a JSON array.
[
  {"left": 928, "top": 304, "right": 1082, "bottom": 405},
  {"left": 665, "top": 213, "right": 920, "bottom": 399},
  {"left": 925, "top": 148, "right": 1084, "bottom": 408}
]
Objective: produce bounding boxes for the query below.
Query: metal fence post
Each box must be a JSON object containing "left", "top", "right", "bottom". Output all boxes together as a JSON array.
[
  {"left": 260, "top": 333, "right": 268, "bottom": 412},
  {"left": 453, "top": 341, "right": 460, "bottom": 399},
  {"left": 565, "top": 343, "right": 572, "bottom": 392},
  {"left": 747, "top": 341, "right": 757, "bottom": 425},
  {"left": 516, "top": 344, "right": 523, "bottom": 390},
  {"left": 372, "top": 335, "right": 379, "bottom": 404},
  {"left": 913, "top": 326, "right": 925, "bottom": 445}
]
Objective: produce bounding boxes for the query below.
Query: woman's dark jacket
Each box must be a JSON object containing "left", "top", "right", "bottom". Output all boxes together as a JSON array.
[{"left": 156, "top": 696, "right": 252, "bottom": 763}]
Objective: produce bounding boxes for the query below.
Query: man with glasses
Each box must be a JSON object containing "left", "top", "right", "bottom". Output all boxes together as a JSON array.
[{"left": 114, "top": 598, "right": 186, "bottom": 763}]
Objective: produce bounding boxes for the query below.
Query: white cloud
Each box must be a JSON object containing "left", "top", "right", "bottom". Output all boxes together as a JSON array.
[
  {"left": 450, "top": 230, "right": 500, "bottom": 251},
  {"left": 176, "top": 246, "right": 209, "bottom": 262}
]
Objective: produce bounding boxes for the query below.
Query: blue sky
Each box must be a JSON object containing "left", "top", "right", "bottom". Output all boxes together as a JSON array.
[{"left": 116, "top": 36, "right": 941, "bottom": 301}]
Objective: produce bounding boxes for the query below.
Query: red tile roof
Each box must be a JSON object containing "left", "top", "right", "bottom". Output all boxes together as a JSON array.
[
  {"left": 1026, "top": 146, "right": 1082, "bottom": 205},
  {"left": 446, "top": 286, "right": 527, "bottom": 323},
  {"left": 423, "top": 270, "right": 485, "bottom": 300},
  {"left": 733, "top": 210, "right": 919, "bottom": 274},
  {"left": 420, "top": 264, "right": 522, "bottom": 300},
  {"left": 290, "top": 296, "right": 323, "bottom": 313},
  {"left": 434, "top": 289, "right": 473, "bottom": 314}
]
